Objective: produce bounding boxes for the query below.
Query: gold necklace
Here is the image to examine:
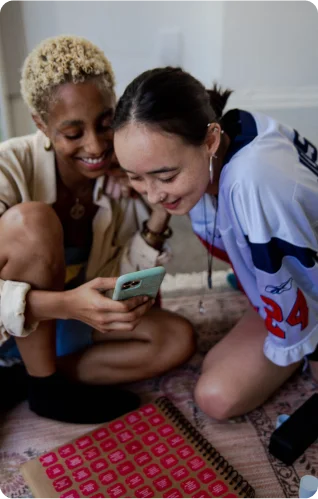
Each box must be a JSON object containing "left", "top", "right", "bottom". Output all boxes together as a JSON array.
[
  {"left": 70, "top": 198, "right": 86, "bottom": 220},
  {"left": 55, "top": 162, "right": 88, "bottom": 220}
]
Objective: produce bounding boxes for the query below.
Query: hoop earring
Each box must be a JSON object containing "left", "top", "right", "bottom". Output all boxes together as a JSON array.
[
  {"left": 44, "top": 138, "right": 52, "bottom": 151},
  {"left": 209, "top": 156, "right": 214, "bottom": 184}
]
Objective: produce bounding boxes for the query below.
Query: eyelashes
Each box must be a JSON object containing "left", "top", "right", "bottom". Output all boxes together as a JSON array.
[
  {"left": 130, "top": 175, "right": 177, "bottom": 183},
  {"left": 64, "top": 124, "right": 112, "bottom": 141},
  {"left": 160, "top": 176, "right": 177, "bottom": 183},
  {"left": 65, "top": 134, "right": 81, "bottom": 140}
]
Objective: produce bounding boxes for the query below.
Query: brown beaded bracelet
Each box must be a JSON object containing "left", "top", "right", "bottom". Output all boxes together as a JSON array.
[{"left": 141, "top": 220, "right": 173, "bottom": 251}]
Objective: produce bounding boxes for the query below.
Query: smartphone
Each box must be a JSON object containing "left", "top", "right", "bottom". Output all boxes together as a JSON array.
[{"left": 112, "top": 266, "right": 166, "bottom": 301}]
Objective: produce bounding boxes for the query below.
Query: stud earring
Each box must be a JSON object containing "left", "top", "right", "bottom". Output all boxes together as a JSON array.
[{"left": 207, "top": 123, "right": 224, "bottom": 135}]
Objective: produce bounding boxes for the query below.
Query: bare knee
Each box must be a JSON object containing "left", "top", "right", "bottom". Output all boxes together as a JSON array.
[
  {"left": 194, "top": 373, "right": 239, "bottom": 421},
  {"left": 139, "top": 309, "right": 195, "bottom": 376},
  {"left": 1, "top": 201, "right": 62, "bottom": 237},
  {"left": 152, "top": 311, "right": 195, "bottom": 370},
  {"left": 0, "top": 202, "right": 65, "bottom": 289}
]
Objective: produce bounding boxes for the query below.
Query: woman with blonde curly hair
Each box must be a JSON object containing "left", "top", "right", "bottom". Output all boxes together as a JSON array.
[{"left": 0, "top": 36, "right": 194, "bottom": 424}]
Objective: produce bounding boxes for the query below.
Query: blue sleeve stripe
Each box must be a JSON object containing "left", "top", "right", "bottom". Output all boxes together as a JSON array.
[{"left": 246, "top": 236, "right": 317, "bottom": 273}]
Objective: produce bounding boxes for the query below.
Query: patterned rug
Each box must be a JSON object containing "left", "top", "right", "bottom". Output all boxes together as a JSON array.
[{"left": 0, "top": 288, "right": 317, "bottom": 498}]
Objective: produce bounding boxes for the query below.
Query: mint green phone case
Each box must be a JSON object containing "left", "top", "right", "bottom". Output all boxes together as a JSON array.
[{"left": 112, "top": 266, "right": 166, "bottom": 301}]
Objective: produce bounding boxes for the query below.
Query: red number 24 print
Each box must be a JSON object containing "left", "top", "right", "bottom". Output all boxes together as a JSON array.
[{"left": 260, "top": 288, "right": 308, "bottom": 338}]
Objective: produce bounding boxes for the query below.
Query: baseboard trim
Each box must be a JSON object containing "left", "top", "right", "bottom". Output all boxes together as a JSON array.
[
  {"left": 161, "top": 270, "right": 231, "bottom": 298},
  {"left": 229, "top": 86, "right": 318, "bottom": 111}
]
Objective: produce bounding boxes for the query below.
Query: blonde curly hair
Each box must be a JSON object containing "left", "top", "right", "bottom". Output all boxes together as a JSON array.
[{"left": 21, "top": 34, "right": 116, "bottom": 119}]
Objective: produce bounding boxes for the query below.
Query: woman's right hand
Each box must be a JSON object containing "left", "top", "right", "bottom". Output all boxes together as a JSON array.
[{"left": 62, "top": 277, "right": 154, "bottom": 333}]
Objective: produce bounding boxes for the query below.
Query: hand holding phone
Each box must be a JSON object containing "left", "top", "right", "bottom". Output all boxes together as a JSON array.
[
  {"left": 63, "top": 277, "right": 154, "bottom": 334},
  {"left": 112, "top": 266, "right": 166, "bottom": 301}
]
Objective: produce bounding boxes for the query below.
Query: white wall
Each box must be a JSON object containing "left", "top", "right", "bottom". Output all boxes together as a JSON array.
[
  {"left": 21, "top": 1, "right": 224, "bottom": 96},
  {"left": 0, "top": 1, "right": 224, "bottom": 137},
  {"left": 0, "top": 0, "right": 31, "bottom": 137},
  {"left": 222, "top": 1, "right": 318, "bottom": 88},
  {"left": 220, "top": 1, "right": 318, "bottom": 142},
  {"left": 0, "top": 1, "right": 317, "bottom": 142},
  {"left": 0, "top": 26, "right": 13, "bottom": 139}
]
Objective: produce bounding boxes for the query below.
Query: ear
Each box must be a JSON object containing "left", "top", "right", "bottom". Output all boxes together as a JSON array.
[
  {"left": 205, "top": 123, "right": 222, "bottom": 157},
  {"left": 32, "top": 114, "right": 48, "bottom": 136}
]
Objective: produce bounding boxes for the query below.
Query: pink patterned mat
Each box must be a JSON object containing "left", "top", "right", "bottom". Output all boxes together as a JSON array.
[{"left": 0, "top": 290, "right": 317, "bottom": 498}]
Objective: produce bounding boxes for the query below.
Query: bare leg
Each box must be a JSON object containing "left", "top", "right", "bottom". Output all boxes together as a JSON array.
[
  {"left": 309, "top": 361, "right": 318, "bottom": 383},
  {"left": 0, "top": 202, "right": 139, "bottom": 423},
  {"left": 58, "top": 307, "right": 195, "bottom": 384},
  {"left": 0, "top": 202, "right": 65, "bottom": 376},
  {"left": 194, "top": 304, "right": 301, "bottom": 420}
]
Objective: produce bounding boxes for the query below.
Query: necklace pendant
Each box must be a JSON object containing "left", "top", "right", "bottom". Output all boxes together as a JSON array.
[
  {"left": 70, "top": 198, "right": 86, "bottom": 220},
  {"left": 207, "top": 274, "right": 212, "bottom": 289},
  {"left": 199, "top": 300, "right": 205, "bottom": 315}
]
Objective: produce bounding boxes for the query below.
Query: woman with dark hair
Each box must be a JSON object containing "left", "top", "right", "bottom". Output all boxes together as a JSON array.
[{"left": 113, "top": 67, "right": 318, "bottom": 420}]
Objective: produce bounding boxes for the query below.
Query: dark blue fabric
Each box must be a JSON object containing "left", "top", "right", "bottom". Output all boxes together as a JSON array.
[
  {"left": 221, "top": 109, "right": 258, "bottom": 166},
  {"left": 246, "top": 236, "right": 317, "bottom": 274}
]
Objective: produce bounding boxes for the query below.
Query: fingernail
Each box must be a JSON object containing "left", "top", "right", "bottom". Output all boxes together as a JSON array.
[{"left": 143, "top": 296, "right": 149, "bottom": 302}]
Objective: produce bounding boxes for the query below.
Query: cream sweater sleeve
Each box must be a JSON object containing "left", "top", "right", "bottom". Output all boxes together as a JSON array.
[
  {"left": 0, "top": 135, "right": 35, "bottom": 214},
  {"left": 0, "top": 280, "right": 39, "bottom": 346},
  {"left": 86, "top": 194, "right": 172, "bottom": 280}
]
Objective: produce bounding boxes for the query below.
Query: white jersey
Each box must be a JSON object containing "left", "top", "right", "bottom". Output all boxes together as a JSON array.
[{"left": 190, "top": 109, "right": 318, "bottom": 366}]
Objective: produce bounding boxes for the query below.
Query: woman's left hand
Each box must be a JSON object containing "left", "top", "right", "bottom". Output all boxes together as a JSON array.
[
  {"left": 139, "top": 194, "right": 171, "bottom": 233},
  {"left": 105, "top": 152, "right": 135, "bottom": 199},
  {"left": 105, "top": 174, "right": 132, "bottom": 200}
]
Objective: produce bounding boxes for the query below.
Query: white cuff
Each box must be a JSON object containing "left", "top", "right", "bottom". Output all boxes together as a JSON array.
[
  {"left": 120, "top": 232, "right": 172, "bottom": 274},
  {"left": 0, "top": 279, "right": 39, "bottom": 347}
]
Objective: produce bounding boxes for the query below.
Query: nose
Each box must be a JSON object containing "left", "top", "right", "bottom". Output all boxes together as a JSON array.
[
  {"left": 84, "top": 130, "right": 107, "bottom": 157},
  {"left": 146, "top": 179, "right": 164, "bottom": 205}
]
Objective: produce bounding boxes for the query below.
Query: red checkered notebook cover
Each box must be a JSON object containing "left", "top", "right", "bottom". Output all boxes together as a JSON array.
[{"left": 21, "top": 397, "right": 255, "bottom": 498}]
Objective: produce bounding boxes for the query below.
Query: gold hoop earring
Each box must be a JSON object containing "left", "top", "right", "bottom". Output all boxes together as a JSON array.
[{"left": 44, "top": 138, "right": 52, "bottom": 151}]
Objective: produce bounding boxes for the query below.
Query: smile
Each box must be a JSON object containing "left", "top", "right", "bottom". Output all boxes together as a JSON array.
[
  {"left": 76, "top": 151, "right": 112, "bottom": 171},
  {"left": 162, "top": 198, "right": 182, "bottom": 210},
  {"left": 79, "top": 154, "right": 106, "bottom": 165}
]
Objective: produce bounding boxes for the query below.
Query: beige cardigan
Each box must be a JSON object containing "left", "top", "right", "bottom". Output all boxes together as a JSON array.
[{"left": 0, "top": 131, "right": 169, "bottom": 346}]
